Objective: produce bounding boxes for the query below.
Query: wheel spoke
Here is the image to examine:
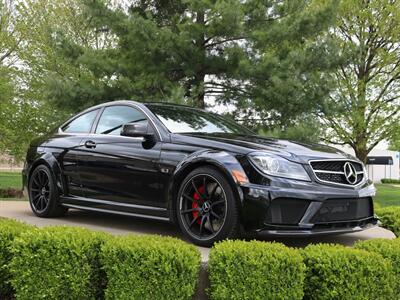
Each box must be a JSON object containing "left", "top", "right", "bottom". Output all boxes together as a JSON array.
[
  {"left": 207, "top": 215, "right": 215, "bottom": 233},
  {"left": 209, "top": 184, "right": 219, "bottom": 200},
  {"left": 211, "top": 211, "right": 221, "bottom": 220},
  {"left": 181, "top": 208, "right": 200, "bottom": 215},
  {"left": 33, "top": 176, "right": 40, "bottom": 187},
  {"left": 199, "top": 215, "right": 206, "bottom": 235},
  {"left": 202, "top": 177, "right": 208, "bottom": 197},
  {"left": 189, "top": 215, "right": 200, "bottom": 228},
  {"left": 38, "top": 171, "right": 45, "bottom": 185},
  {"left": 191, "top": 179, "right": 205, "bottom": 200},
  {"left": 211, "top": 200, "right": 225, "bottom": 207},
  {"left": 182, "top": 193, "right": 195, "bottom": 203}
]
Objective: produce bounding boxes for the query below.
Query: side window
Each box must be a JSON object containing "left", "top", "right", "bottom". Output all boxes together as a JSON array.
[
  {"left": 62, "top": 109, "right": 99, "bottom": 133},
  {"left": 95, "top": 105, "right": 150, "bottom": 135}
]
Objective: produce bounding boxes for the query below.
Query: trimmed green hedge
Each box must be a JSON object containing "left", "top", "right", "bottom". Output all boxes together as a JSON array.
[
  {"left": 10, "top": 226, "right": 109, "bottom": 300},
  {"left": 0, "top": 218, "right": 33, "bottom": 298},
  {"left": 355, "top": 238, "right": 400, "bottom": 297},
  {"left": 381, "top": 178, "right": 400, "bottom": 184},
  {"left": 376, "top": 206, "right": 400, "bottom": 236},
  {"left": 101, "top": 235, "right": 200, "bottom": 300},
  {"left": 209, "top": 240, "right": 305, "bottom": 300},
  {"left": 302, "top": 244, "right": 395, "bottom": 300}
]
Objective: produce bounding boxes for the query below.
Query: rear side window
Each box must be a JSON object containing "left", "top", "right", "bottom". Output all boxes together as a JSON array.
[
  {"left": 62, "top": 109, "right": 99, "bottom": 133},
  {"left": 95, "top": 105, "right": 148, "bottom": 135}
]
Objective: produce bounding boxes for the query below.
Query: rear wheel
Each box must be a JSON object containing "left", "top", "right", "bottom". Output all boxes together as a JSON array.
[
  {"left": 28, "top": 165, "right": 67, "bottom": 217},
  {"left": 176, "top": 166, "right": 239, "bottom": 247}
]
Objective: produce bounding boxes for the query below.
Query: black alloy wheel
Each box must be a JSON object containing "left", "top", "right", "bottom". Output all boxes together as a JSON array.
[
  {"left": 177, "top": 166, "right": 239, "bottom": 247},
  {"left": 30, "top": 168, "right": 50, "bottom": 213},
  {"left": 28, "top": 165, "right": 67, "bottom": 217}
]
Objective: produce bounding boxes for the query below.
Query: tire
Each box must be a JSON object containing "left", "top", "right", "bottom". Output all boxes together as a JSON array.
[
  {"left": 28, "top": 164, "right": 68, "bottom": 218},
  {"left": 176, "top": 166, "right": 240, "bottom": 247}
]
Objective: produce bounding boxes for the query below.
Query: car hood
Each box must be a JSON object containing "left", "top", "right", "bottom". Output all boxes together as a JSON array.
[{"left": 177, "top": 132, "right": 357, "bottom": 164}]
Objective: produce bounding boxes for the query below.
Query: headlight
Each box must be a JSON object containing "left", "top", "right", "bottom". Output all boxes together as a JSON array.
[{"left": 249, "top": 153, "right": 310, "bottom": 181}]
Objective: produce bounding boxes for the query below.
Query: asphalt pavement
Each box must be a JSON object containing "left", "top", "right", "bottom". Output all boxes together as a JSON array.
[{"left": 0, "top": 201, "right": 396, "bottom": 262}]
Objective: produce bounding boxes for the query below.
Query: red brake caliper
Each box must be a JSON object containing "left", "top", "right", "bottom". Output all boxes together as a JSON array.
[{"left": 192, "top": 185, "right": 205, "bottom": 224}]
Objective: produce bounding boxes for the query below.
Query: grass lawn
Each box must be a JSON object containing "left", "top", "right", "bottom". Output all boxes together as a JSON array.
[
  {"left": 0, "top": 171, "right": 22, "bottom": 189},
  {"left": 374, "top": 183, "right": 400, "bottom": 207}
]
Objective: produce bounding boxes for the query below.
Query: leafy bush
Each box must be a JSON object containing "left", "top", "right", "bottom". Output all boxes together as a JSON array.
[
  {"left": 10, "top": 226, "right": 109, "bottom": 300},
  {"left": 0, "top": 188, "right": 23, "bottom": 198},
  {"left": 375, "top": 206, "right": 400, "bottom": 237},
  {"left": 209, "top": 240, "right": 305, "bottom": 300},
  {"left": 355, "top": 238, "right": 400, "bottom": 297},
  {"left": 302, "top": 244, "right": 395, "bottom": 300},
  {"left": 381, "top": 178, "right": 400, "bottom": 184},
  {"left": 101, "top": 235, "right": 200, "bottom": 300},
  {"left": 0, "top": 218, "right": 32, "bottom": 298}
]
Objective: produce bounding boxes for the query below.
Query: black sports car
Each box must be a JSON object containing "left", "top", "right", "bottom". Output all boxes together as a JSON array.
[{"left": 23, "top": 101, "right": 378, "bottom": 246}]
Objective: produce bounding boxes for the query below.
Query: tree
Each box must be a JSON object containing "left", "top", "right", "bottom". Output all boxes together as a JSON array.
[
  {"left": 257, "top": 115, "right": 323, "bottom": 144},
  {"left": 36, "top": 0, "right": 339, "bottom": 115},
  {"left": 0, "top": 0, "right": 70, "bottom": 160},
  {"left": 320, "top": 0, "right": 400, "bottom": 162},
  {"left": 388, "top": 127, "right": 400, "bottom": 151}
]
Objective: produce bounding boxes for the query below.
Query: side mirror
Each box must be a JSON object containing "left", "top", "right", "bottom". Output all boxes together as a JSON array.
[{"left": 121, "top": 122, "right": 152, "bottom": 138}]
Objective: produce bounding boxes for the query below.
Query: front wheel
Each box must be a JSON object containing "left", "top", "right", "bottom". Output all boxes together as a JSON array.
[{"left": 176, "top": 166, "right": 240, "bottom": 247}]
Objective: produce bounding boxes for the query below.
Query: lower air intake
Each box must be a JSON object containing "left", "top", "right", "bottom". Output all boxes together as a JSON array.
[{"left": 311, "top": 197, "right": 373, "bottom": 224}]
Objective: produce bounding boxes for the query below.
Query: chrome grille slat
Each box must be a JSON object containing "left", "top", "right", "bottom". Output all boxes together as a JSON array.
[{"left": 309, "top": 159, "right": 365, "bottom": 187}]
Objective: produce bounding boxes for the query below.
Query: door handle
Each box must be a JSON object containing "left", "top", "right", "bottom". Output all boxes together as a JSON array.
[{"left": 84, "top": 140, "right": 96, "bottom": 149}]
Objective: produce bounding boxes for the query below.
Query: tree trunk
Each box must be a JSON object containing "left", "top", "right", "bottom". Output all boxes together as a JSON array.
[
  {"left": 353, "top": 143, "right": 369, "bottom": 164},
  {"left": 194, "top": 9, "right": 206, "bottom": 109}
]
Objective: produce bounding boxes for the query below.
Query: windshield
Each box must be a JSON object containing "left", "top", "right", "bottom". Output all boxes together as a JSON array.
[{"left": 146, "top": 104, "right": 254, "bottom": 135}]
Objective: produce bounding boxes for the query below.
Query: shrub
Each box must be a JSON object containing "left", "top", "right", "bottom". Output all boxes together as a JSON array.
[
  {"left": 0, "top": 188, "right": 24, "bottom": 198},
  {"left": 208, "top": 240, "right": 305, "bottom": 300},
  {"left": 0, "top": 218, "right": 33, "bottom": 298},
  {"left": 302, "top": 244, "right": 395, "bottom": 300},
  {"left": 375, "top": 206, "right": 400, "bottom": 237},
  {"left": 101, "top": 235, "right": 200, "bottom": 300},
  {"left": 381, "top": 178, "right": 400, "bottom": 184},
  {"left": 10, "top": 226, "right": 109, "bottom": 300},
  {"left": 355, "top": 238, "right": 400, "bottom": 297}
]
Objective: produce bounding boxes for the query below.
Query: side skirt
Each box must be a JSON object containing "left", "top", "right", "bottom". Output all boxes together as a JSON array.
[{"left": 60, "top": 196, "right": 170, "bottom": 222}]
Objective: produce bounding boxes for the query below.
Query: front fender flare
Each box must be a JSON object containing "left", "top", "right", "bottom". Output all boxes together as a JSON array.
[{"left": 168, "top": 150, "right": 249, "bottom": 220}]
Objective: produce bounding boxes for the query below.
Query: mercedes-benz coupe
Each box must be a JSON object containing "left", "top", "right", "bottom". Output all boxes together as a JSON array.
[{"left": 23, "top": 101, "right": 378, "bottom": 246}]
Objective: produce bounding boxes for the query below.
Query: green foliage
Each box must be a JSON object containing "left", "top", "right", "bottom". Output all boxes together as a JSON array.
[
  {"left": 355, "top": 238, "right": 400, "bottom": 297},
  {"left": 10, "top": 226, "right": 109, "bottom": 300},
  {"left": 208, "top": 240, "right": 305, "bottom": 300},
  {"left": 101, "top": 235, "right": 200, "bottom": 300},
  {"left": 381, "top": 179, "right": 400, "bottom": 184},
  {"left": 321, "top": 0, "right": 400, "bottom": 162},
  {"left": 0, "top": 218, "right": 33, "bottom": 298},
  {"left": 375, "top": 206, "right": 400, "bottom": 237},
  {"left": 15, "top": 0, "right": 340, "bottom": 115},
  {"left": 302, "top": 244, "right": 395, "bottom": 300},
  {"left": 258, "top": 115, "right": 323, "bottom": 144}
]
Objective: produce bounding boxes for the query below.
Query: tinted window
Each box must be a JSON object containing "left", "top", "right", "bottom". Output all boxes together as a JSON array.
[
  {"left": 62, "top": 109, "right": 99, "bottom": 133},
  {"left": 96, "top": 105, "right": 148, "bottom": 135},
  {"left": 146, "top": 104, "right": 253, "bottom": 134}
]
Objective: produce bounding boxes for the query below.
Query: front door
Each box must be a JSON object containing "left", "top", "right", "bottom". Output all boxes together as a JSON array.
[{"left": 75, "top": 105, "right": 164, "bottom": 208}]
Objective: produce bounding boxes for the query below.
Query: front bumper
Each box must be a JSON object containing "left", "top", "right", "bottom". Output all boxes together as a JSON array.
[{"left": 239, "top": 178, "right": 378, "bottom": 234}]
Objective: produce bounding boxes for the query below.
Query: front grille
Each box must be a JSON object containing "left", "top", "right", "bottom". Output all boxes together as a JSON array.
[
  {"left": 310, "top": 197, "right": 373, "bottom": 224},
  {"left": 310, "top": 160, "right": 365, "bottom": 186},
  {"left": 265, "top": 198, "right": 310, "bottom": 225}
]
